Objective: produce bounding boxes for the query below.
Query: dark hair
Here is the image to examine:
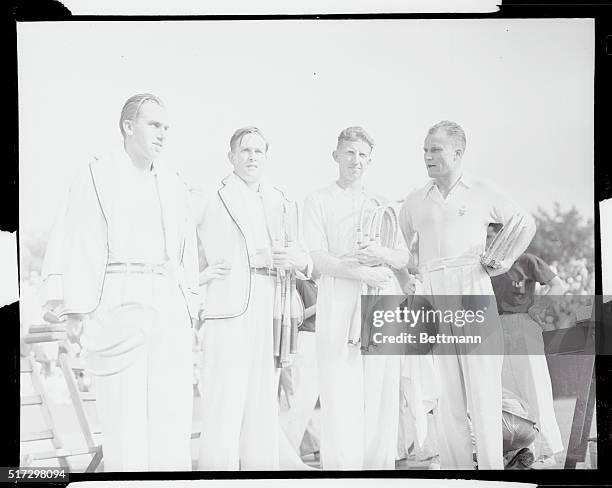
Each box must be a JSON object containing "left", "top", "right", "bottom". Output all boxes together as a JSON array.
[{"left": 119, "top": 93, "right": 164, "bottom": 138}]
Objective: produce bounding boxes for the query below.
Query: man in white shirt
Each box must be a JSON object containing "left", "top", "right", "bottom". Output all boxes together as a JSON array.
[
  {"left": 399, "top": 120, "right": 536, "bottom": 469},
  {"left": 197, "top": 127, "right": 312, "bottom": 470},
  {"left": 303, "top": 127, "right": 408, "bottom": 470},
  {"left": 41, "top": 93, "right": 200, "bottom": 471}
]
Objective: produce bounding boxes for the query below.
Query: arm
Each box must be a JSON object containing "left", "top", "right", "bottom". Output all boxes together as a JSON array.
[
  {"left": 353, "top": 244, "right": 412, "bottom": 270},
  {"left": 302, "top": 193, "right": 392, "bottom": 287},
  {"left": 529, "top": 254, "right": 566, "bottom": 295},
  {"left": 182, "top": 188, "right": 201, "bottom": 322},
  {"left": 526, "top": 256, "right": 566, "bottom": 321},
  {"left": 486, "top": 181, "right": 537, "bottom": 277},
  {"left": 311, "top": 250, "right": 375, "bottom": 282},
  {"left": 393, "top": 199, "right": 421, "bottom": 293},
  {"left": 544, "top": 275, "right": 567, "bottom": 295},
  {"left": 46, "top": 164, "right": 104, "bottom": 339},
  {"left": 486, "top": 220, "right": 536, "bottom": 277},
  {"left": 271, "top": 199, "right": 312, "bottom": 279}
]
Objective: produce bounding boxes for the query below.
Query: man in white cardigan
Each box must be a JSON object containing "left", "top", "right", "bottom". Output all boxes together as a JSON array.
[{"left": 197, "top": 126, "right": 312, "bottom": 471}]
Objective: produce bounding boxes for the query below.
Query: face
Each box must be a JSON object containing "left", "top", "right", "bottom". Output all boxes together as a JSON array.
[
  {"left": 229, "top": 132, "right": 267, "bottom": 184},
  {"left": 423, "top": 129, "right": 462, "bottom": 179},
  {"left": 124, "top": 102, "right": 169, "bottom": 162},
  {"left": 333, "top": 139, "right": 372, "bottom": 184},
  {"left": 486, "top": 225, "right": 498, "bottom": 248}
]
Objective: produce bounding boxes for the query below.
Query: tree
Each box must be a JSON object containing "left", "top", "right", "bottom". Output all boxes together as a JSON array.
[{"left": 527, "top": 203, "right": 595, "bottom": 276}]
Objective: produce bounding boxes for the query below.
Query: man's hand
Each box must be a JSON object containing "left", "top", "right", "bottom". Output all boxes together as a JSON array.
[
  {"left": 361, "top": 266, "right": 395, "bottom": 290},
  {"left": 65, "top": 313, "right": 85, "bottom": 343},
  {"left": 251, "top": 248, "right": 274, "bottom": 268},
  {"left": 484, "top": 260, "right": 512, "bottom": 277},
  {"left": 402, "top": 273, "right": 422, "bottom": 294},
  {"left": 527, "top": 303, "right": 546, "bottom": 327},
  {"left": 199, "top": 260, "right": 232, "bottom": 285},
  {"left": 272, "top": 246, "right": 309, "bottom": 273},
  {"left": 353, "top": 243, "right": 387, "bottom": 267}
]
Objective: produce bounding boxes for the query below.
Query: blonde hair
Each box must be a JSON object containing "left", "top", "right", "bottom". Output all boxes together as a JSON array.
[
  {"left": 428, "top": 120, "right": 466, "bottom": 151},
  {"left": 229, "top": 126, "right": 269, "bottom": 153},
  {"left": 337, "top": 126, "right": 374, "bottom": 149}
]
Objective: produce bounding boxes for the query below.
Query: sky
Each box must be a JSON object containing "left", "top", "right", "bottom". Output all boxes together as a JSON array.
[{"left": 18, "top": 18, "right": 594, "bottom": 238}]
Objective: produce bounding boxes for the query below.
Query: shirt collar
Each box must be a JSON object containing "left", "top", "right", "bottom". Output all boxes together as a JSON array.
[
  {"left": 117, "top": 148, "right": 157, "bottom": 176},
  {"left": 228, "top": 171, "right": 269, "bottom": 197},
  {"left": 332, "top": 180, "right": 368, "bottom": 197},
  {"left": 423, "top": 173, "right": 473, "bottom": 199}
]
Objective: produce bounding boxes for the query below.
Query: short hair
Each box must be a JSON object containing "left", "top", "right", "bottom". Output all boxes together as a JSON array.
[
  {"left": 428, "top": 120, "right": 466, "bottom": 151},
  {"left": 229, "top": 126, "right": 269, "bottom": 153},
  {"left": 337, "top": 126, "right": 374, "bottom": 150},
  {"left": 119, "top": 93, "right": 165, "bottom": 138}
]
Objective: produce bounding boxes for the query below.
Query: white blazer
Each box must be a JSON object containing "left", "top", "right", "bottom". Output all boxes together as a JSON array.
[{"left": 198, "top": 173, "right": 312, "bottom": 320}]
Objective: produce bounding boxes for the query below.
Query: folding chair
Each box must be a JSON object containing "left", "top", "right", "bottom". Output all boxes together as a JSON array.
[
  {"left": 21, "top": 324, "right": 103, "bottom": 472},
  {"left": 20, "top": 353, "right": 101, "bottom": 471},
  {"left": 57, "top": 349, "right": 103, "bottom": 472}
]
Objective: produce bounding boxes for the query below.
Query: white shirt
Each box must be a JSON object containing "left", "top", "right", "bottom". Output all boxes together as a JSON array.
[
  {"left": 108, "top": 153, "right": 168, "bottom": 264},
  {"left": 303, "top": 181, "right": 386, "bottom": 257},
  {"left": 399, "top": 174, "right": 532, "bottom": 268},
  {"left": 229, "top": 173, "right": 273, "bottom": 262}
]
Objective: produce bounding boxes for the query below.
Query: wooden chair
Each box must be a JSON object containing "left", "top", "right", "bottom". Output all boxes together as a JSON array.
[
  {"left": 20, "top": 324, "right": 103, "bottom": 472},
  {"left": 542, "top": 302, "right": 597, "bottom": 469},
  {"left": 20, "top": 353, "right": 101, "bottom": 471},
  {"left": 57, "top": 348, "right": 103, "bottom": 472}
]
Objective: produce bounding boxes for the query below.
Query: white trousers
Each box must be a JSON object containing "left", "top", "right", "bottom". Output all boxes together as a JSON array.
[
  {"left": 86, "top": 273, "right": 193, "bottom": 472},
  {"left": 363, "top": 354, "right": 400, "bottom": 470},
  {"left": 198, "top": 274, "right": 279, "bottom": 471},
  {"left": 397, "top": 355, "right": 439, "bottom": 460},
  {"left": 500, "top": 313, "right": 563, "bottom": 458},
  {"left": 280, "top": 331, "right": 319, "bottom": 452},
  {"left": 316, "top": 276, "right": 400, "bottom": 470},
  {"left": 421, "top": 261, "right": 504, "bottom": 470}
]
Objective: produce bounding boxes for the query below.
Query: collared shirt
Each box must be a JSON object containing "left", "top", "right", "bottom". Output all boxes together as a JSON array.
[
  {"left": 491, "top": 253, "right": 556, "bottom": 313},
  {"left": 399, "top": 173, "right": 531, "bottom": 269},
  {"left": 228, "top": 172, "right": 273, "bottom": 262},
  {"left": 108, "top": 151, "right": 168, "bottom": 264},
  {"left": 303, "top": 181, "right": 383, "bottom": 258}
]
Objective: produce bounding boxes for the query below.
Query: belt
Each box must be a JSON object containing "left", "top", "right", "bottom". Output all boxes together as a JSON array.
[
  {"left": 106, "top": 262, "right": 169, "bottom": 275},
  {"left": 420, "top": 255, "right": 481, "bottom": 274},
  {"left": 250, "top": 267, "right": 277, "bottom": 277}
]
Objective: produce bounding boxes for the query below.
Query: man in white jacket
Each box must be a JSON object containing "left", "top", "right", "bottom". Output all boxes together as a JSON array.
[
  {"left": 41, "top": 93, "right": 200, "bottom": 471},
  {"left": 197, "top": 126, "right": 312, "bottom": 470}
]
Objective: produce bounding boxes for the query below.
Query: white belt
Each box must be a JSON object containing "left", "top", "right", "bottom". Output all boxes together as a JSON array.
[
  {"left": 420, "top": 254, "right": 481, "bottom": 274},
  {"left": 106, "top": 261, "right": 169, "bottom": 275}
]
